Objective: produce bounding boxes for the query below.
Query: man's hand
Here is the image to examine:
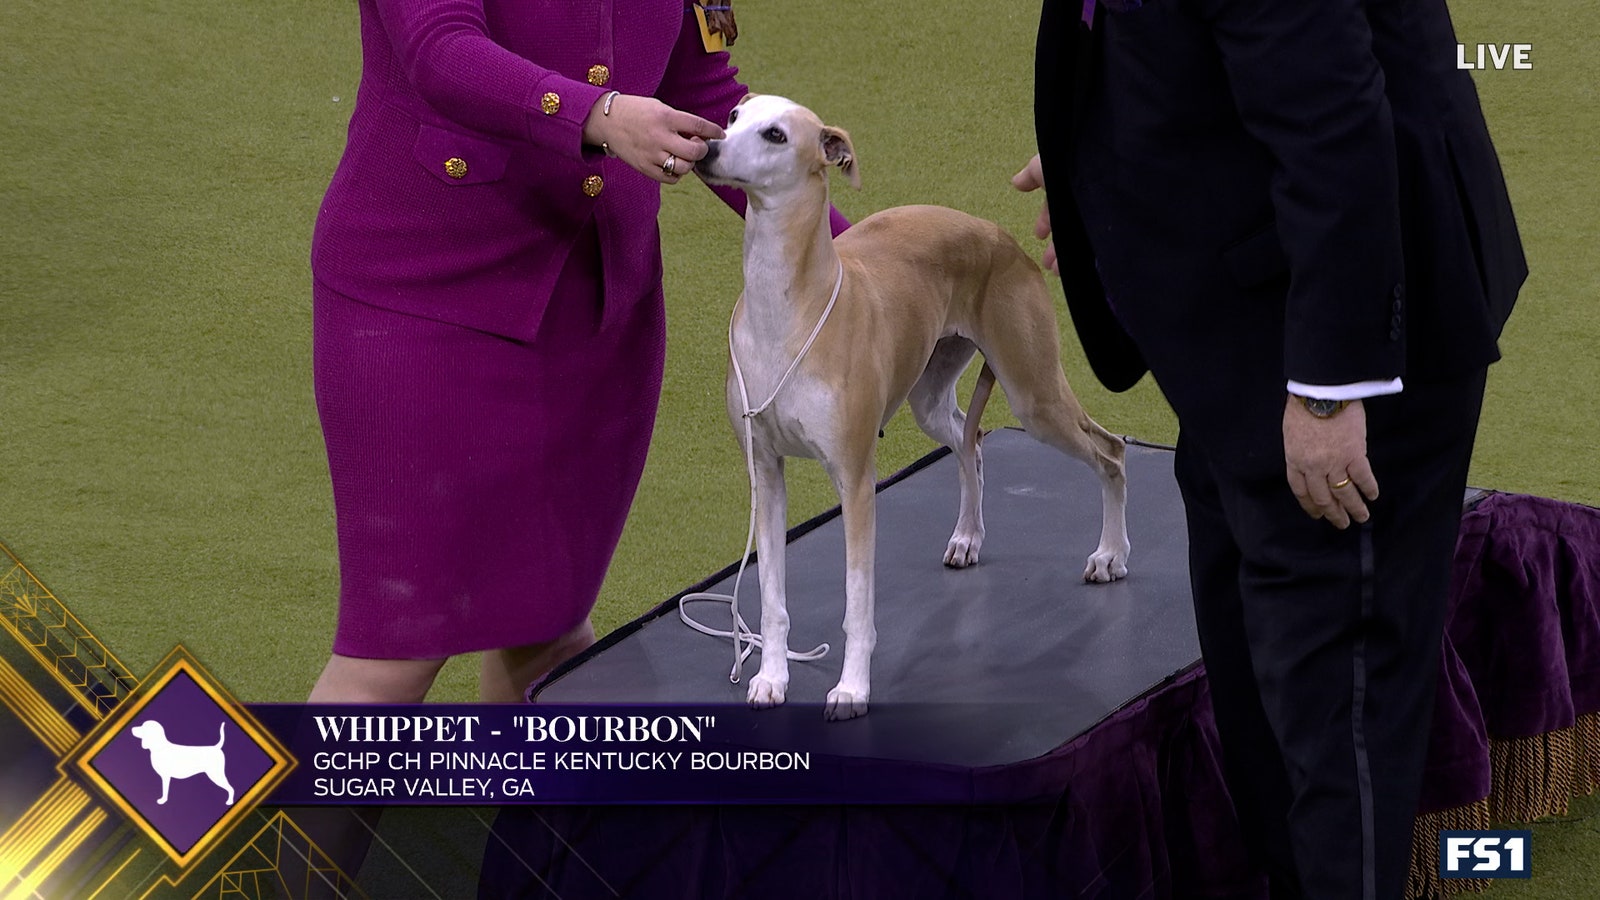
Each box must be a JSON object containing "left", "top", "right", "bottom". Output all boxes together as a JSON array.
[
  {"left": 1283, "top": 397, "right": 1379, "bottom": 528},
  {"left": 1011, "top": 155, "right": 1060, "bottom": 275}
]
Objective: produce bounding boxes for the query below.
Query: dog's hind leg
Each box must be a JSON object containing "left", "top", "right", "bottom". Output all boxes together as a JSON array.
[
  {"left": 977, "top": 268, "right": 1130, "bottom": 582},
  {"left": 1005, "top": 371, "right": 1130, "bottom": 582},
  {"left": 908, "top": 337, "right": 986, "bottom": 567},
  {"left": 207, "top": 770, "right": 236, "bottom": 806}
]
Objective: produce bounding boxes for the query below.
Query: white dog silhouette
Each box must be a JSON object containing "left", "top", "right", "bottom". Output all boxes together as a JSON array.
[{"left": 129, "top": 720, "right": 234, "bottom": 806}]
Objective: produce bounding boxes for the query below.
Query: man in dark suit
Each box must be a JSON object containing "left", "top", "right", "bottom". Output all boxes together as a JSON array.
[{"left": 1018, "top": 0, "right": 1525, "bottom": 896}]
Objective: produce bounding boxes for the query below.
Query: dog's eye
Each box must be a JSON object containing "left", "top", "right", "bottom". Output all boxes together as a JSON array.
[
  {"left": 762, "top": 127, "right": 787, "bottom": 145},
  {"left": 727, "top": 109, "right": 739, "bottom": 124}
]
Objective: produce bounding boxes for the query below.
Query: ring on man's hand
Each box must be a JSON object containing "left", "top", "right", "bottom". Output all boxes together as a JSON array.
[
  {"left": 1331, "top": 476, "right": 1352, "bottom": 489},
  {"left": 662, "top": 154, "right": 678, "bottom": 176}
]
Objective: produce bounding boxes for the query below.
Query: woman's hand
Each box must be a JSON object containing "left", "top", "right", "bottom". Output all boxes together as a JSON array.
[{"left": 582, "top": 93, "right": 725, "bottom": 184}]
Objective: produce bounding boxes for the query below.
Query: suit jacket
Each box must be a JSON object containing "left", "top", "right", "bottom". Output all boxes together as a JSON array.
[
  {"left": 312, "top": 0, "right": 749, "bottom": 340},
  {"left": 1035, "top": 0, "right": 1525, "bottom": 462}
]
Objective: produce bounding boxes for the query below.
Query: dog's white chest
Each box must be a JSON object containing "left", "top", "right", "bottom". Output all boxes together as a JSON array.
[
  {"left": 750, "top": 402, "right": 828, "bottom": 459},
  {"left": 744, "top": 381, "right": 832, "bottom": 459},
  {"left": 728, "top": 340, "right": 834, "bottom": 460}
]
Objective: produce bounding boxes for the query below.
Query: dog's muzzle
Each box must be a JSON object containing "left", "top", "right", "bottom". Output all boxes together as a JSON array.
[{"left": 700, "top": 139, "right": 722, "bottom": 174}]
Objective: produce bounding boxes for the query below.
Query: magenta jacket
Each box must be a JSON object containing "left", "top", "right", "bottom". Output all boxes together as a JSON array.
[{"left": 312, "top": 0, "right": 756, "bottom": 340}]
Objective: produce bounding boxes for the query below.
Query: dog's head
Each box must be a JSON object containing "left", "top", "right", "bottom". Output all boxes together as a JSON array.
[
  {"left": 699, "top": 94, "right": 860, "bottom": 197},
  {"left": 130, "top": 720, "right": 165, "bottom": 746}
]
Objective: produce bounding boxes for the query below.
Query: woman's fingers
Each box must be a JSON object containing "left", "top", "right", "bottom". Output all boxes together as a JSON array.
[
  {"left": 591, "top": 96, "right": 726, "bottom": 183},
  {"left": 664, "top": 109, "right": 724, "bottom": 142}
]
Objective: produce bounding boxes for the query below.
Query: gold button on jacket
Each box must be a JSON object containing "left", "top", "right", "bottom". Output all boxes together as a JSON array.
[
  {"left": 582, "top": 175, "right": 604, "bottom": 198},
  {"left": 587, "top": 65, "right": 610, "bottom": 86},
  {"left": 541, "top": 92, "right": 561, "bottom": 115},
  {"left": 444, "top": 157, "right": 468, "bottom": 179}
]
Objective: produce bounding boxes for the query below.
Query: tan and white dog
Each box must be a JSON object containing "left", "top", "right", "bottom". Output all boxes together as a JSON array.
[{"left": 698, "top": 95, "right": 1130, "bottom": 720}]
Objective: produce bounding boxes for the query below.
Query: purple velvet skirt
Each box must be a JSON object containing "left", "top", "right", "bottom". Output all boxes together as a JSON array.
[{"left": 313, "top": 233, "right": 666, "bottom": 659}]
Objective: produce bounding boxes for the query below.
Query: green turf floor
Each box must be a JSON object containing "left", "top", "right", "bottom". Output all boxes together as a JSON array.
[{"left": 2, "top": 0, "right": 1596, "bottom": 894}]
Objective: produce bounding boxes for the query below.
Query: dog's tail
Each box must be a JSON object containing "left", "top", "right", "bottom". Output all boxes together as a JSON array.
[
  {"left": 963, "top": 361, "right": 996, "bottom": 454},
  {"left": 216, "top": 722, "right": 226, "bottom": 749}
]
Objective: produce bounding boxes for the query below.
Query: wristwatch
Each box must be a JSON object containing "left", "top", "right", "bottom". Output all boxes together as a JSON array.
[{"left": 1294, "top": 395, "right": 1350, "bottom": 419}]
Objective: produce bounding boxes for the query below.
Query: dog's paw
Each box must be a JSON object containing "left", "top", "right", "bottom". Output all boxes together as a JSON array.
[
  {"left": 943, "top": 530, "right": 983, "bottom": 568},
  {"left": 1082, "top": 548, "right": 1129, "bottom": 583},
  {"left": 824, "top": 687, "right": 869, "bottom": 721},
  {"left": 746, "top": 674, "right": 788, "bottom": 709}
]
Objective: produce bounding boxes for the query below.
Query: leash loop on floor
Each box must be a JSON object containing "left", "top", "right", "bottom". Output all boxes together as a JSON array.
[{"left": 678, "top": 259, "right": 844, "bottom": 683}]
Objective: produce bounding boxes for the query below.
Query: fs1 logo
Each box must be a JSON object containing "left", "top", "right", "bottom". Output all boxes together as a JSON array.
[{"left": 1439, "top": 830, "right": 1532, "bottom": 879}]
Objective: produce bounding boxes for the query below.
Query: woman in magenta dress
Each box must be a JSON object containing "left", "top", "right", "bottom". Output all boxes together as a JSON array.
[{"left": 309, "top": 0, "right": 783, "bottom": 702}]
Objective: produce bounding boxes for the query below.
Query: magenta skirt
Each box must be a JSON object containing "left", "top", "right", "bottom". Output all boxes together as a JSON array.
[{"left": 313, "top": 234, "right": 666, "bottom": 659}]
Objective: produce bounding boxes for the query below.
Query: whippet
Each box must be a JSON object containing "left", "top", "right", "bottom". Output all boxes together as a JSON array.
[{"left": 698, "top": 95, "right": 1130, "bottom": 720}]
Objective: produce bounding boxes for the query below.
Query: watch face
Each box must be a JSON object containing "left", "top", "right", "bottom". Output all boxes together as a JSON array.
[{"left": 1303, "top": 397, "right": 1344, "bottom": 418}]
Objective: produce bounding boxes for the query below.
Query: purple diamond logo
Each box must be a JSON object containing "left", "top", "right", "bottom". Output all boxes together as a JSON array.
[{"left": 63, "top": 647, "right": 294, "bottom": 868}]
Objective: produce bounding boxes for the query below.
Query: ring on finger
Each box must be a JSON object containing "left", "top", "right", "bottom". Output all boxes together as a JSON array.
[
  {"left": 1330, "top": 476, "right": 1352, "bottom": 490},
  {"left": 662, "top": 154, "right": 678, "bottom": 176}
]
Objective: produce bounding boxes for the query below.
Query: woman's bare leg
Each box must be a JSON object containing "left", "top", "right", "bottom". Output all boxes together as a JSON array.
[
  {"left": 309, "top": 654, "right": 448, "bottom": 704},
  {"left": 479, "top": 617, "right": 596, "bottom": 702}
]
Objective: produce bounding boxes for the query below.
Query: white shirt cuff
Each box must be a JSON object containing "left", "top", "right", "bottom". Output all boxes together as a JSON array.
[{"left": 1286, "top": 378, "right": 1404, "bottom": 401}]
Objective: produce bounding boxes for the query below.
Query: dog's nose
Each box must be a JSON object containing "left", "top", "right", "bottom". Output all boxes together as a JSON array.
[{"left": 702, "top": 140, "right": 721, "bottom": 166}]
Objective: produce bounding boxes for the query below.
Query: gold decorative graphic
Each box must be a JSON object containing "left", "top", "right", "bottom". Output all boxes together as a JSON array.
[
  {"left": 173, "top": 811, "right": 364, "bottom": 900},
  {"left": 0, "top": 653, "right": 79, "bottom": 755},
  {"left": 5, "top": 807, "right": 108, "bottom": 900},
  {"left": 84, "top": 847, "right": 145, "bottom": 900},
  {"left": 0, "top": 778, "right": 93, "bottom": 887},
  {"left": 62, "top": 647, "right": 296, "bottom": 871},
  {"left": 0, "top": 543, "right": 139, "bottom": 718},
  {"left": 0, "top": 540, "right": 358, "bottom": 897}
]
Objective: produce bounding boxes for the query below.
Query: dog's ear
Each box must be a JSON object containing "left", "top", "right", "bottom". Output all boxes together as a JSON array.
[
  {"left": 820, "top": 126, "right": 860, "bottom": 190},
  {"left": 736, "top": 93, "right": 759, "bottom": 107}
]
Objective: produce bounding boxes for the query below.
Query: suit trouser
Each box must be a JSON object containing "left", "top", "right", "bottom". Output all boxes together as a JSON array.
[{"left": 1173, "top": 369, "right": 1487, "bottom": 900}]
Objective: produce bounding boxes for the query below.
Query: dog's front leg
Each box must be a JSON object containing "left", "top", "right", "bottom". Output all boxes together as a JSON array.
[
  {"left": 157, "top": 777, "right": 170, "bottom": 805},
  {"left": 747, "top": 449, "right": 791, "bottom": 708},
  {"left": 824, "top": 458, "right": 877, "bottom": 721}
]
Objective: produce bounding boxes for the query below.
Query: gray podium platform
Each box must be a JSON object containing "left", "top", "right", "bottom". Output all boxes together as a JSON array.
[{"left": 534, "top": 428, "right": 1201, "bottom": 769}]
